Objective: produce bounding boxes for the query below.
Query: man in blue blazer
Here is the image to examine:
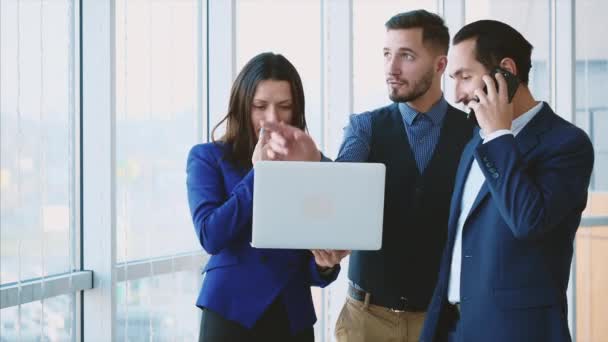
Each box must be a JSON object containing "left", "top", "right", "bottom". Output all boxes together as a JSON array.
[{"left": 420, "top": 20, "right": 594, "bottom": 342}]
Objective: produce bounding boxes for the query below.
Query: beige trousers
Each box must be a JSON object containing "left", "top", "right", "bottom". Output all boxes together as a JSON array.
[{"left": 335, "top": 295, "right": 426, "bottom": 342}]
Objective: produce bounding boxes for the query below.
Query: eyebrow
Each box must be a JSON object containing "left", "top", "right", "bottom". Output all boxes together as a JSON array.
[
  {"left": 450, "top": 68, "right": 473, "bottom": 78},
  {"left": 252, "top": 99, "right": 293, "bottom": 104},
  {"left": 383, "top": 47, "right": 417, "bottom": 55}
]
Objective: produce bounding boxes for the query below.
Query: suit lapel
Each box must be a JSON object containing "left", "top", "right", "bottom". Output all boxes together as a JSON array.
[
  {"left": 463, "top": 103, "right": 554, "bottom": 223},
  {"left": 513, "top": 103, "right": 553, "bottom": 157}
]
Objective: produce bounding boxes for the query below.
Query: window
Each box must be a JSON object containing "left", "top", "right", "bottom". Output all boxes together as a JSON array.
[
  {"left": 116, "top": 270, "right": 201, "bottom": 341},
  {"left": 1, "top": 294, "right": 74, "bottom": 341},
  {"left": 115, "top": 0, "right": 203, "bottom": 263},
  {"left": 574, "top": 1, "right": 608, "bottom": 341},
  {"left": 235, "top": 0, "right": 323, "bottom": 144},
  {"left": 113, "top": 0, "right": 206, "bottom": 339},
  {"left": 465, "top": 0, "right": 551, "bottom": 104},
  {"left": 1, "top": 0, "right": 78, "bottom": 339}
]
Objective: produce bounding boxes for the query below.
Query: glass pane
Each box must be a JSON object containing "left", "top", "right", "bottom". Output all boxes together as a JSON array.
[
  {"left": 0, "top": 294, "right": 74, "bottom": 341},
  {"left": 115, "top": 0, "right": 204, "bottom": 262},
  {"left": 236, "top": 0, "right": 322, "bottom": 143},
  {"left": 465, "top": 0, "right": 551, "bottom": 104},
  {"left": 575, "top": 1, "right": 608, "bottom": 194},
  {"left": 116, "top": 270, "right": 202, "bottom": 341},
  {"left": 353, "top": 0, "right": 438, "bottom": 112},
  {"left": 1, "top": 0, "right": 76, "bottom": 284},
  {"left": 575, "top": 1, "right": 608, "bottom": 341}
]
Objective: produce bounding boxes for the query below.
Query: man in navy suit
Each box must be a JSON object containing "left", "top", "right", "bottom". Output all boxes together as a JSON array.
[{"left": 419, "top": 20, "right": 594, "bottom": 342}]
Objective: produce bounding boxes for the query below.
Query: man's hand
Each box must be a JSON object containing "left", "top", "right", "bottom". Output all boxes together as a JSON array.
[
  {"left": 469, "top": 72, "right": 514, "bottom": 135},
  {"left": 264, "top": 121, "right": 322, "bottom": 162},
  {"left": 311, "top": 249, "right": 351, "bottom": 269}
]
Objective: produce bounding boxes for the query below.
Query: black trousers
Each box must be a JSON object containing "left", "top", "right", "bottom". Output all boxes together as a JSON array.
[
  {"left": 435, "top": 303, "right": 461, "bottom": 342},
  {"left": 199, "top": 298, "right": 314, "bottom": 342}
]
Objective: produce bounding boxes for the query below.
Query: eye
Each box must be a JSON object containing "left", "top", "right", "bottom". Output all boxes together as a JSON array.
[
  {"left": 252, "top": 104, "right": 266, "bottom": 109},
  {"left": 404, "top": 54, "right": 415, "bottom": 61}
]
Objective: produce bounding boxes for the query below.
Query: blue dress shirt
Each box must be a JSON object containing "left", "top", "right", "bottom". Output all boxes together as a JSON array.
[{"left": 336, "top": 97, "right": 448, "bottom": 173}]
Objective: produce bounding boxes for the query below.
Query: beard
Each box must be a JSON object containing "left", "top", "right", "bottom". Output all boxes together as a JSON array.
[{"left": 388, "top": 67, "right": 435, "bottom": 103}]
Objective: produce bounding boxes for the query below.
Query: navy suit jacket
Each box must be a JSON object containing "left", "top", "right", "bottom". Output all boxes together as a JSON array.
[
  {"left": 420, "top": 103, "right": 594, "bottom": 342},
  {"left": 186, "top": 142, "right": 338, "bottom": 334}
]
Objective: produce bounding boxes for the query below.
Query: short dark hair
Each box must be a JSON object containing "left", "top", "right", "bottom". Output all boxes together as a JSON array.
[
  {"left": 212, "top": 52, "right": 307, "bottom": 169},
  {"left": 385, "top": 10, "right": 450, "bottom": 55},
  {"left": 453, "top": 20, "right": 533, "bottom": 84}
]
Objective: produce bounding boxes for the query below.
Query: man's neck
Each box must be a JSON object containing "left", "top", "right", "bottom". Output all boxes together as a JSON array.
[
  {"left": 512, "top": 86, "right": 539, "bottom": 120},
  {"left": 407, "top": 86, "right": 443, "bottom": 113}
]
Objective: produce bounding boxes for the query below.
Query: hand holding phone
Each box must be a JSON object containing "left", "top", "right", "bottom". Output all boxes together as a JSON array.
[{"left": 468, "top": 67, "right": 520, "bottom": 125}]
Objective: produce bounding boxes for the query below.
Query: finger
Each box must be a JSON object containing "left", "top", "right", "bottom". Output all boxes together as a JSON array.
[
  {"left": 264, "top": 146, "right": 280, "bottom": 160},
  {"left": 260, "top": 126, "right": 272, "bottom": 145},
  {"left": 311, "top": 250, "right": 329, "bottom": 267},
  {"left": 473, "top": 88, "right": 487, "bottom": 105},
  {"left": 264, "top": 121, "right": 298, "bottom": 138},
  {"left": 318, "top": 250, "right": 332, "bottom": 266},
  {"left": 338, "top": 250, "right": 351, "bottom": 257},
  {"left": 468, "top": 98, "right": 480, "bottom": 114},
  {"left": 323, "top": 250, "right": 337, "bottom": 264},
  {"left": 495, "top": 72, "right": 508, "bottom": 102},
  {"left": 269, "top": 131, "right": 289, "bottom": 148},
  {"left": 482, "top": 75, "right": 497, "bottom": 100},
  {"left": 267, "top": 139, "right": 289, "bottom": 156}
]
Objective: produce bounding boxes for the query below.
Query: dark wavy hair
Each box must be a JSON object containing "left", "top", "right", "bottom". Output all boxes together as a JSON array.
[
  {"left": 212, "top": 52, "right": 307, "bottom": 169},
  {"left": 385, "top": 10, "right": 450, "bottom": 55},
  {"left": 453, "top": 20, "right": 533, "bottom": 84}
]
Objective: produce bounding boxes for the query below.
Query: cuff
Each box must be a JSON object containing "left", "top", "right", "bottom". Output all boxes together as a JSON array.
[{"left": 483, "top": 129, "right": 512, "bottom": 144}]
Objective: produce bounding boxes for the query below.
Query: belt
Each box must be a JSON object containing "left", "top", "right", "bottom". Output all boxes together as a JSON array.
[{"left": 347, "top": 284, "right": 426, "bottom": 312}]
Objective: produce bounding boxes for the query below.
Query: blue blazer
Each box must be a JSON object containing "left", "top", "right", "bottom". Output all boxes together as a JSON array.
[
  {"left": 186, "top": 142, "right": 339, "bottom": 334},
  {"left": 420, "top": 103, "right": 594, "bottom": 342}
]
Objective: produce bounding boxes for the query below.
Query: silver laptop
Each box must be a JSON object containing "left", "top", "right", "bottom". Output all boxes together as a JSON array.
[{"left": 252, "top": 161, "right": 385, "bottom": 250}]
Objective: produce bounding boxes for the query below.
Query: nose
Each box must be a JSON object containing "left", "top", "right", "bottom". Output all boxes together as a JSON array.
[
  {"left": 454, "top": 83, "right": 467, "bottom": 104},
  {"left": 386, "top": 55, "right": 400, "bottom": 76},
  {"left": 265, "top": 106, "right": 279, "bottom": 123}
]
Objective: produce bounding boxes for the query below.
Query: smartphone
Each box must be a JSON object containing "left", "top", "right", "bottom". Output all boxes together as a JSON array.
[{"left": 467, "top": 67, "right": 520, "bottom": 124}]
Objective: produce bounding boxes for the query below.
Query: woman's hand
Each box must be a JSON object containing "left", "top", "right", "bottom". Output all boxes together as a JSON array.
[
  {"left": 311, "top": 249, "right": 351, "bottom": 269},
  {"left": 263, "top": 121, "right": 322, "bottom": 162},
  {"left": 251, "top": 126, "right": 274, "bottom": 165}
]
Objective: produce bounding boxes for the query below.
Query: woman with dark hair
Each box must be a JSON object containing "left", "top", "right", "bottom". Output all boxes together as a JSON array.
[{"left": 187, "top": 52, "right": 346, "bottom": 341}]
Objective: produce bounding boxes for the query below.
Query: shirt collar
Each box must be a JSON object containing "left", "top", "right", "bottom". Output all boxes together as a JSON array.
[
  {"left": 511, "top": 101, "right": 544, "bottom": 136},
  {"left": 398, "top": 96, "right": 448, "bottom": 127}
]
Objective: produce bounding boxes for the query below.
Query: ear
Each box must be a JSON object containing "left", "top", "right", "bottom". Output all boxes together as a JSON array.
[
  {"left": 499, "top": 57, "right": 518, "bottom": 76},
  {"left": 436, "top": 55, "right": 448, "bottom": 74}
]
